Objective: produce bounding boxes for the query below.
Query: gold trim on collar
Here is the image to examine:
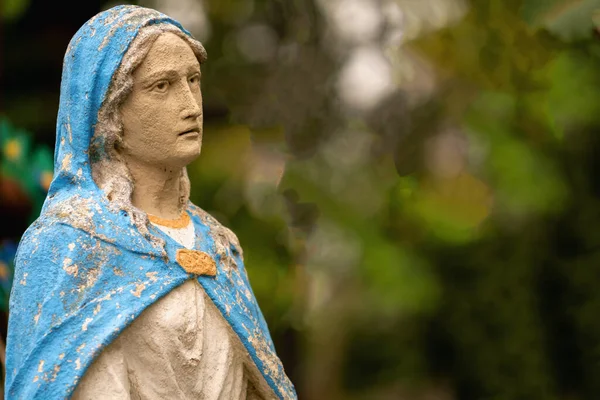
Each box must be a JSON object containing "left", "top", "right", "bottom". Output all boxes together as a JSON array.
[{"left": 148, "top": 211, "right": 191, "bottom": 229}]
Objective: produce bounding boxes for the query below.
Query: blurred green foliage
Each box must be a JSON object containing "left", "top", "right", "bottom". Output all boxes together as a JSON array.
[{"left": 186, "top": 1, "right": 600, "bottom": 399}]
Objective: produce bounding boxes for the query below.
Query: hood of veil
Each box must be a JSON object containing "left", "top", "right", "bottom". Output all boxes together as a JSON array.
[{"left": 44, "top": 5, "right": 198, "bottom": 252}]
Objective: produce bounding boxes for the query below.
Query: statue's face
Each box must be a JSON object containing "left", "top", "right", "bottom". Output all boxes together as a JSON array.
[{"left": 120, "top": 32, "right": 202, "bottom": 169}]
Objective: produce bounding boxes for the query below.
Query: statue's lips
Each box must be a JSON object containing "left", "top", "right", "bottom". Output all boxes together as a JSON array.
[{"left": 178, "top": 128, "right": 200, "bottom": 137}]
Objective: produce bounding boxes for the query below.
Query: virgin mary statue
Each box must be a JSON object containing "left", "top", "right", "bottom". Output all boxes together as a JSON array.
[{"left": 5, "top": 5, "right": 296, "bottom": 400}]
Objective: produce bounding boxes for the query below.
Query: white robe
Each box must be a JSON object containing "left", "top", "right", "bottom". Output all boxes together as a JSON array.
[{"left": 72, "top": 222, "right": 275, "bottom": 400}]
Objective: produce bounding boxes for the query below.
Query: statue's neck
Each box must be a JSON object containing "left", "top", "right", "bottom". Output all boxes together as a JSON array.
[{"left": 125, "top": 157, "right": 185, "bottom": 220}]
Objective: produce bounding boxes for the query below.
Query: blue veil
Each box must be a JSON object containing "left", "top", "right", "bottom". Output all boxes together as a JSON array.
[{"left": 5, "top": 6, "right": 296, "bottom": 399}]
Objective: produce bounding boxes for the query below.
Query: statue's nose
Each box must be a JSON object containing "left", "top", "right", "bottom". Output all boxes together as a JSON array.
[{"left": 178, "top": 85, "right": 202, "bottom": 120}]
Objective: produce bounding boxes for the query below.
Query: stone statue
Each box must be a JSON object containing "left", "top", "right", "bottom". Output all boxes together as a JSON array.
[{"left": 5, "top": 6, "right": 296, "bottom": 399}]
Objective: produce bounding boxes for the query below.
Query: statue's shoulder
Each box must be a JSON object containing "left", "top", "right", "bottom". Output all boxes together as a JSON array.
[
  {"left": 18, "top": 215, "right": 85, "bottom": 254},
  {"left": 187, "top": 202, "right": 243, "bottom": 257},
  {"left": 16, "top": 196, "right": 130, "bottom": 269},
  {"left": 13, "top": 217, "right": 102, "bottom": 288}
]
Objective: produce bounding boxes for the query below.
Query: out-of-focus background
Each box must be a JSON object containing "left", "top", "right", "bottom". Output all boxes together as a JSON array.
[{"left": 2, "top": 0, "right": 600, "bottom": 398}]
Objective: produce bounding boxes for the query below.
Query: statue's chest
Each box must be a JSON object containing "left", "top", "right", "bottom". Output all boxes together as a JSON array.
[{"left": 121, "top": 279, "right": 246, "bottom": 365}]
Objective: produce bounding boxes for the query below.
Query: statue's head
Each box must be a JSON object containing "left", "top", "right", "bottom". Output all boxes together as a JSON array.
[
  {"left": 120, "top": 31, "right": 203, "bottom": 169},
  {"left": 90, "top": 22, "right": 207, "bottom": 230}
]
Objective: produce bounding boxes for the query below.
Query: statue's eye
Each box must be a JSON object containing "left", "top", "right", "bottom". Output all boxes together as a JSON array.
[
  {"left": 153, "top": 80, "right": 169, "bottom": 92},
  {"left": 189, "top": 74, "right": 200, "bottom": 85}
]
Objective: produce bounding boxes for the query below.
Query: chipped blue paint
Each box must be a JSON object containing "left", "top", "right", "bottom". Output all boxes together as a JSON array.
[{"left": 5, "top": 5, "right": 296, "bottom": 399}]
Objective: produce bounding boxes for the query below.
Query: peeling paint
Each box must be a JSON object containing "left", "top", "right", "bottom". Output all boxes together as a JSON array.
[
  {"left": 66, "top": 120, "right": 73, "bottom": 143},
  {"left": 146, "top": 271, "right": 158, "bottom": 282},
  {"left": 62, "top": 258, "right": 79, "bottom": 277},
  {"left": 33, "top": 303, "right": 42, "bottom": 325},
  {"left": 131, "top": 282, "right": 146, "bottom": 298},
  {"left": 82, "top": 318, "right": 93, "bottom": 331},
  {"left": 61, "top": 153, "right": 72, "bottom": 171}
]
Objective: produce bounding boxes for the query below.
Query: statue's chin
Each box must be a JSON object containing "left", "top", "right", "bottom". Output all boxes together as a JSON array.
[{"left": 171, "top": 140, "right": 202, "bottom": 167}]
